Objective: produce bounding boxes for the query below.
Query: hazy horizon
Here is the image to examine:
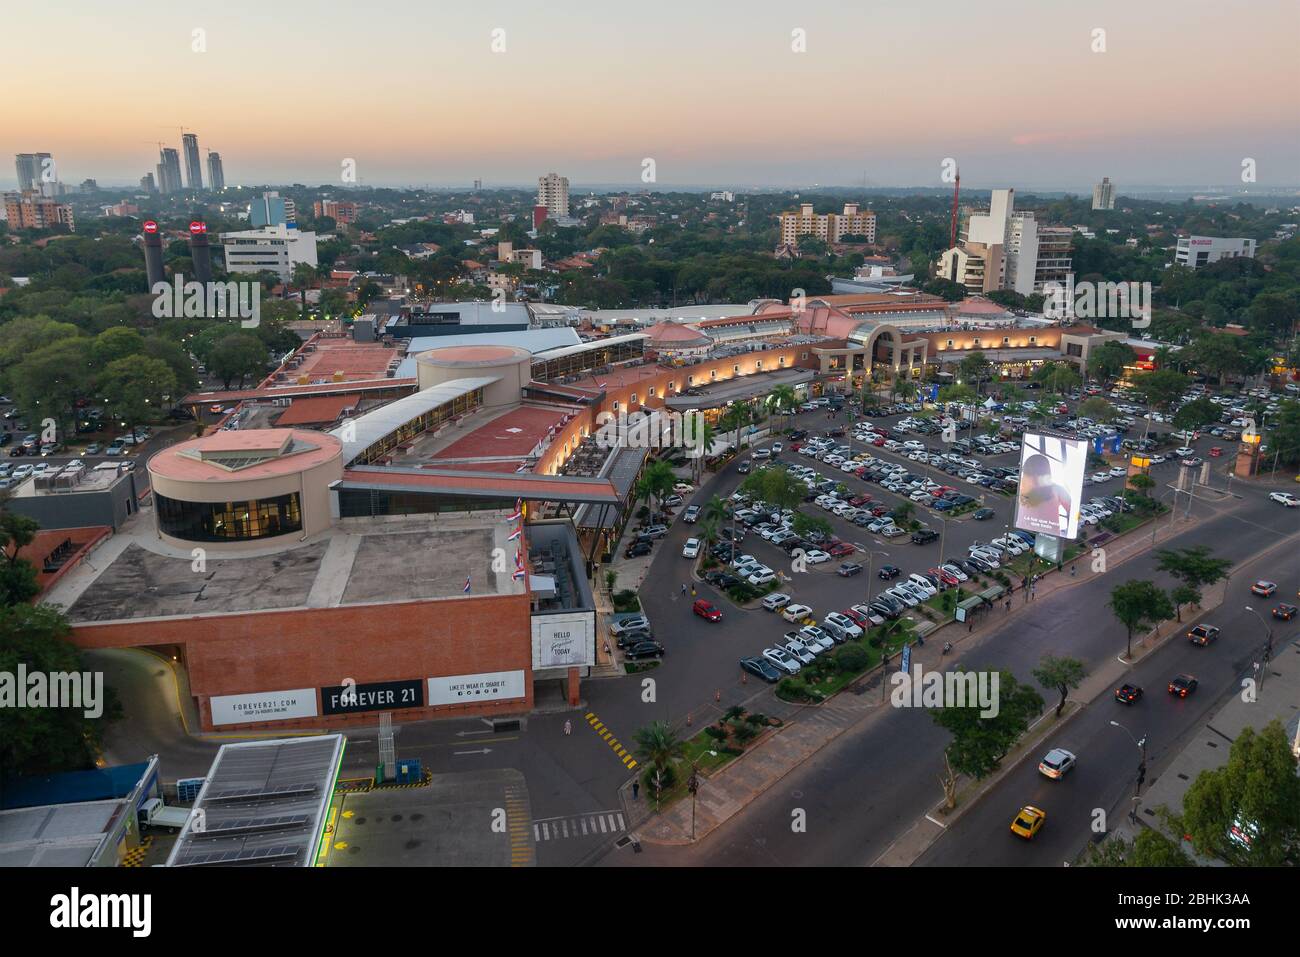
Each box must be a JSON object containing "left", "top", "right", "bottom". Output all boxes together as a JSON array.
[{"left": 6, "top": 0, "right": 1298, "bottom": 191}]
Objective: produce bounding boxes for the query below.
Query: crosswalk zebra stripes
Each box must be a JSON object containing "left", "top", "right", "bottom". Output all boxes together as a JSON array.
[{"left": 533, "top": 810, "right": 626, "bottom": 842}]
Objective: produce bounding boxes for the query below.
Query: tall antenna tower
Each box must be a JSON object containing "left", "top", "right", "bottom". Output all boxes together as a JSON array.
[{"left": 949, "top": 168, "right": 961, "bottom": 249}]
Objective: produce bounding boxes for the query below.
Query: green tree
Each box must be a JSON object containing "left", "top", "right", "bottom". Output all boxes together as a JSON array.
[
  {"left": 1181, "top": 721, "right": 1300, "bottom": 866},
  {"left": 958, "top": 351, "right": 992, "bottom": 392},
  {"left": 91, "top": 326, "right": 145, "bottom": 367},
  {"left": 1077, "top": 396, "right": 1116, "bottom": 423},
  {"left": 1130, "top": 369, "right": 1189, "bottom": 414},
  {"left": 1031, "top": 654, "right": 1089, "bottom": 718},
  {"left": 1172, "top": 397, "right": 1219, "bottom": 433},
  {"left": 1033, "top": 361, "right": 1081, "bottom": 397},
  {"left": 764, "top": 384, "right": 799, "bottom": 429},
  {"left": 99, "top": 354, "right": 178, "bottom": 440},
  {"left": 1087, "top": 340, "right": 1136, "bottom": 382},
  {"left": 1082, "top": 828, "right": 1194, "bottom": 867},
  {"left": 1155, "top": 545, "right": 1231, "bottom": 621},
  {"left": 634, "top": 458, "right": 676, "bottom": 520},
  {"left": 0, "top": 509, "right": 41, "bottom": 606},
  {"left": 1108, "top": 579, "right": 1175, "bottom": 659},
  {"left": 931, "top": 671, "right": 1044, "bottom": 808},
  {"left": 208, "top": 331, "right": 269, "bottom": 390},
  {"left": 791, "top": 511, "right": 831, "bottom": 540},
  {"left": 632, "top": 720, "right": 687, "bottom": 786},
  {"left": 8, "top": 336, "right": 96, "bottom": 442},
  {"left": 1265, "top": 399, "right": 1300, "bottom": 469},
  {"left": 0, "top": 604, "right": 122, "bottom": 784}
]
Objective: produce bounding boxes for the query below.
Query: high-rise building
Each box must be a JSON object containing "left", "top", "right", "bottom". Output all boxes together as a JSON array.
[
  {"left": 1092, "top": 177, "right": 1115, "bottom": 211},
  {"left": 778, "top": 202, "right": 877, "bottom": 247},
  {"left": 250, "top": 191, "right": 296, "bottom": 227},
  {"left": 15, "top": 153, "right": 53, "bottom": 191},
  {"left": 940, "top": 188, "right": 1072, "bottom": 296},
  {"left": 538, "top": 172, "right": 570, "bottom": 218},
  {"left": 3, "top": 190, "right": 75, "bottom": 231},
  {"left": 157, "top": 148, "right": 182, "bottom": 193},
  {"left": 182, "top": 133, "right": 203, "bottom": 190},
  {"left": 206, "top": 152, "right": 225, "bottom": 191},
  {"left": 140, "top": 173, "right": 158, "bottom": 193},
  {"left": 1006, "top": 214, "right": 1073, "bottom": 295}
]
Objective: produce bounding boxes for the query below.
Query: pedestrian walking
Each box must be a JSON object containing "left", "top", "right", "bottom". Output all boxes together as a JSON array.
[
  {"left": 1070, "top": 563, "right": 1076, "bottom": 577},
  {"left": 968, "top": 621, "right": 974, "bottom": 633},
  {"left": 1030, "top": 584, "right": 1037, "bottom": 600},
  {"left": 563, "top": 719, "right": 572, "bottom": 736},
  {"left": 632, "top": 781, "right": 639, "bottom": 800},
  {"left": 681, "top": 583, "right": 687, "bottom": 596},
  {"left": 1005, "top": 598, "right": 1012, "bottom": 612}
]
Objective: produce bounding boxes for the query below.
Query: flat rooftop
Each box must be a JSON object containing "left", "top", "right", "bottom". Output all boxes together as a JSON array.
[
  {"left": 276, "top": 339, "right": 400, "bottom": 383},
  {"left": 57, "top": 516, "right": 524, "bottom": 625},
  {"left": 0, "top": 800, "right": 125, "bottom": 867}
]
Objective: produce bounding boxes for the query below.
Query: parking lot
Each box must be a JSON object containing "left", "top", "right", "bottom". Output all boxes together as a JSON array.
[{"left": 605, "top": 378, "right": 1276, "bottom": 711}]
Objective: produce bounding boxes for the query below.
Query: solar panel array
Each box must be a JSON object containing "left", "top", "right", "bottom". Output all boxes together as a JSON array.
[{"left": 171, "top": 844, "right": 301, "bottom": 867}]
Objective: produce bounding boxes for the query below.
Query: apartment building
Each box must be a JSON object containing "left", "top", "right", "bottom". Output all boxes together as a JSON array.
[
  {"left": 778, "top": 202, "right": 877, "bottom": 247},
  {"left": 250, "top": 191, "right": 297, "bottom": 228},
  {"left": 538, "top": 172, "right": 570, "bottom": 218},
  {"left": 314, "top": 199, "right": 359, "bottom": 224},
  {"left": 3, "top": 190, "right": 75, "bottom": 231},
  {"left": 940, "top": 188, "right": 1072, "bottom": 297},
  {"left": 207, "top": 152, "right": 226, "bottom": 191},
  {"left": 1174, "top": 235, "right": 1256, "bottom": 269},
  {"left": 1006, "top": 213, "right": 1073, "bottom": 295}
]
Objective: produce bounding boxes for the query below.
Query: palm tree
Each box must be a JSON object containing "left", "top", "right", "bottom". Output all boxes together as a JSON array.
[
  {"left": 765, "top": 384, "right": 799, "bottom": 431},
  {"left": 632, "top": 720, "right": 687, "bottom": 785},
  {"left": 634, "top": 458, "right": 676, "bottom": 521},
  {"left": 701, "top": 494, "right": 731, "bottom": 550},
  {"left": 688, "top": 416, "right": 716, "bottom": 484},
  {"left": 720, "top": 400, "right": 751, "bottom": 454}
]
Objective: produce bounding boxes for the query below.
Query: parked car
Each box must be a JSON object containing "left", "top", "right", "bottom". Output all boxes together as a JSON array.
[
  {"left": 781, "top": 603, "right": 813, "bottom": 623},
  {"left": 625, "top": 640, "right": 665, "bottom": 660},
  {"left": 762, "top": 592, "right": 791, "bottom": 611},
  {"left": 740, "top": 656, "right": 782, "bottom": 683},
  {"left": 762, "top": 646, "right": 801, "bottom": 675},
  {"left": 911, "top": 528, "right": 939, "bottom": 545},
  {"left": 837, "top": 561, "right": 863, "bottom": 578},
  {"left": 610, "top": 615, "right": 650, "bottom": 637}
]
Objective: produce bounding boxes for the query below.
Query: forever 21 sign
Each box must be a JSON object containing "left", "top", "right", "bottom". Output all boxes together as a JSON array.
[{"left": 320, "top": 679, "right": 424, "bottom": 716}]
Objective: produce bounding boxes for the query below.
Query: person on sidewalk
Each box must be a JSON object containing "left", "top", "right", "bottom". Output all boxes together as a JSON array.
[
  {"left": 632, "top": 781, "right": 639, "bottom": 800},
  {"left": 1070, "top": 563, "right": 1077, "bottom": 577},
  {"left": 563, "top": 719, "right": 572, "bottom": 736},
  {"left": 681, "top": 583, "right": 687, "bottom": 596}
]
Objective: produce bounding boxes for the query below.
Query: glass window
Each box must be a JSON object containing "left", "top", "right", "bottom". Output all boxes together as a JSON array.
[{"left": 156, "top": 492, "right": 302, "bottom": 542}]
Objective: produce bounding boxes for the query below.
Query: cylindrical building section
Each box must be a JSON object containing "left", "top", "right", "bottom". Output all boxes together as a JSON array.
[
  {"left": 142, "top": 221, "right": 165, "bottom": 289},
  {"left": 415, "top": 345, "right": 533, "bottom": 409},
  {"left": 189, "top": 221, "right": 213, "bottom": 284}
]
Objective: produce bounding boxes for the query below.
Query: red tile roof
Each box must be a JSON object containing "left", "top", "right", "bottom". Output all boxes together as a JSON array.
[{"left": 274, "top": 395, "right": 359, "bottom": 426}]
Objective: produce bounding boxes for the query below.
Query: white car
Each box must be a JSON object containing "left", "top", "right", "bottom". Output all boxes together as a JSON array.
[
  {"left": 1038, "top": 748, "right": 1077, "bottom": 779},
  {"left": 762, "top": 646, "right": 802, "bottom": 675},
  {"left": 681, "top": 538, "right": 701, "bottom": 559},
  {"left": 880, "top": 525, "right": 907, "bottom": 538},
  {"left": 748, "top": 568, "right": 777, "bottom": 587},
  {"left": 822, "top": 612, "right": 863, "bottom": 639},
  {"left": 1269, "top": 492, "right": 1299, "bottom": 507},
  {"left": 1174, "top": 446, "right": 1195, "bottom": 457},
  {"left": 867, "top": 517, "right": 894, "bottom": 533},
  {"left": 906, "top": 575, "right": 937, "bottom": 598},
  {"left": 803, "top": 549, "right": 832, "bottom": 564},
  {"left": 762, "top": 592, "right": 792, "bottom": 611},
  {"left": 1108, "top": 466, "right": 1127, "bottom": 477},
  {"left": 885, "top": 586, "right": 920, "bottom": 607},
  {"left": 781, "top": 638, "right": 818, "bottom": 665},
  {"left": 940, "top": 563, "right": 968, "bottom": 582},
  {"left": 797, "top": 625, "right": 836, "bottom": 652},
  {"left": 673, "top": 482, "right": 695, "bottom": 494},
  {"left": 781, "top": 603, "right": 813, "bottom": 622},
  {"left": 12, "top": 464, "right": 34, "bottom": 479},
  {"left": 1090, "top": 472, "right": 1110, "bottom": 483}
]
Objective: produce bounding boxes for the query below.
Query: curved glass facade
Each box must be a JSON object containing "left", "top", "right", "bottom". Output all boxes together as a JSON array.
[{"left": 155, "top": 492, "right": 302, "bottom": 542}]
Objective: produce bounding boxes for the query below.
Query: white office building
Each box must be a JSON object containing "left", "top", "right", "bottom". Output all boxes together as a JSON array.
[
  {"left": 219, "top": 225, "right": 318, "bottom": 280},
  {"left": 1174, "top": 235, "right": 1256, "bottom": 269},
  {"left": 1006, "top": 213, "right": 1073, "bottom": 296}
]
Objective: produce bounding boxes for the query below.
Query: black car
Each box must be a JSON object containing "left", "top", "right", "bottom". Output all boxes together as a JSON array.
[
  {"left": 715, "top": 573, "right": 742, "bottom": 589},
  {"left": 789, "top": 430, "right": 809, "bottom": 441},
  {"left": 911, "top": 529, "right": 939, "bottom": 545},
  {"left": 1114, "top": 683, "right": 1144, "bottom": 704},
  {"left": 971, "top": 508, "right": 996, "bottom": 521},
  {"left": 965, "top": 555, "right": 993, "bottom": 573},
  {"left": 625, "top": 640, "right": 666, "bottom": 660},
  {"left": 624, "top": 541, "right": 653, "bottom": 559},
  {"left": 1168, "top": 674, "right": 1198, "bottom": 697},
  {"left": 740, "top": 656, "right": 782, "bottom": 683},
  {"left": 868, "top": 600, "right": 901, "bottom": 620},
  {"left": 878, "top": 564, "right": 901, "bottom": 580},
  {"left": 837, "top": 562, "right": 864, "bottom": 577},
  {"left": 616, "top": 628, "right": 654, "bottom": 649},
  {"left": 736, "top": 461, "right": 752, "bottom": 474}
]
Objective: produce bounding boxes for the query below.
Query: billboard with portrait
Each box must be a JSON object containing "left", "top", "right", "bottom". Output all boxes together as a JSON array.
[{"left": 1015, "top": 432, "right": 1087, "bottom": 539}]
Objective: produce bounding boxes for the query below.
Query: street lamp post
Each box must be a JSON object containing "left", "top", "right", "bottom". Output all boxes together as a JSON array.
[
  {"left": 1243, "top": 605, "right": 1275, "bottom": 689},
  {"left": 1109, "top": 720, "right": 1148, "bottom": 824}
]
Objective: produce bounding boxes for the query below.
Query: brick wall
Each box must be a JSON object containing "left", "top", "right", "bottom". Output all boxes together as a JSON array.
[{"left": 68, "top": 593, "right": 534, "bottom": 731}]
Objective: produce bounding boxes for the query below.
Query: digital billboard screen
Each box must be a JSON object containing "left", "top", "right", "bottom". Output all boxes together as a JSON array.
[{"left": 1015, "top": 432, "right": 1088, "bottom": 539}]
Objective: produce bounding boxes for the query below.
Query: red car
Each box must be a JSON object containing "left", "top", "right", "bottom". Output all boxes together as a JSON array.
[
  {"left": 871, "top": 437, "right": 886, "bottom": 447},
  {"left": 870, "top": 505, "right": 890, "bottom": 517},
  {"left": 1209, "top": 446, "right": 1223, "bottom": 457},
  {"left": 849, "top": 494, "right": 873, "bottom": 506},
  {"left": 843, "top": 607, "right": 872, "bottom": 629},
  {"left": 693, "top": 599, "right": 722, "bottom": 622},
  {"left": 932, "top": 567, "right": 961, "bottom": 587},
  {"left": 828, "top": 542, "right": 856, "bottom": 558}
]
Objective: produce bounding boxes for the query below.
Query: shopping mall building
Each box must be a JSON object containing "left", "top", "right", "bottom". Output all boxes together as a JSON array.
[{"left": 47, "top": 294, "right": 1124, "bottom": 731}]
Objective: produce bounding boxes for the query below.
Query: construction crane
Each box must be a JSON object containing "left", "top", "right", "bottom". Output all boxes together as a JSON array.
[{"left": 949, "top": 167, "right": 961, "bottom": 249}]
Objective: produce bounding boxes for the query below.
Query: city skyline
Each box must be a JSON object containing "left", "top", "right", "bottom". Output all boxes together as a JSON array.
[{"left": 4, "top": 0, "right": 1298, "bottom": 190}]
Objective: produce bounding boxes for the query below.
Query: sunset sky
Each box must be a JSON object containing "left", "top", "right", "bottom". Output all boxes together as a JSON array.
[{"left": 6, "top": 0, "right": 1298, "bottom": 189}]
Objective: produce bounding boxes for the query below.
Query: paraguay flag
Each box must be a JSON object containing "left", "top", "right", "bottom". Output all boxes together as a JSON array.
[
  {"left": 463, "top": 575, "right": 471, "bottom": 594},
  {"left": 507, "top": 525, "right": 522, "bottom": 543}
]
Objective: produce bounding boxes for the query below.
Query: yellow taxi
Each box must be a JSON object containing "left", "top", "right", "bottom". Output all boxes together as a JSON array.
[{"left": 1010, "top": 805, "right": 1046, "bottom": 840}]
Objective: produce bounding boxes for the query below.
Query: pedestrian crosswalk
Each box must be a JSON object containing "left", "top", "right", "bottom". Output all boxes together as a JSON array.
[
  {"left": 533, "top": 810, "right": 626, "bottom": 842},
  {"left": 585, "top": 711, "right": 638, "bottom": 769}
]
